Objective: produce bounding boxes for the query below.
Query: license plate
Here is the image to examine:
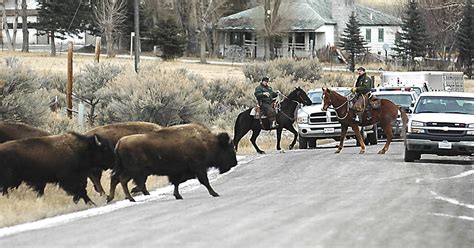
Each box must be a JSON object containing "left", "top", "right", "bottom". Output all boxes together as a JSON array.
[
  {"left": 324, "top": 128, "right": 335, "bottom": 133},
  {"left": 438, "top": 141, "right": 452, "bottom": 149}
]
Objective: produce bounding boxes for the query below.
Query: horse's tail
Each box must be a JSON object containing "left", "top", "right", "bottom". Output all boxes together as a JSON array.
[
  {"left": 399, "top": 107, "right": 409, "bottom": 139},
  {"left": 233, "top": 111, "right": 245, "bottom": 151}
]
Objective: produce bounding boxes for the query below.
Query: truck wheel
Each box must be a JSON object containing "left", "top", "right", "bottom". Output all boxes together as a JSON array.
[
  {"left": 308, "top": 138, "right": 317, "bottom": 148},
  {"left": 404, "top": 148, "right": 420, "bottom": 162},
  {"left": 299, "top": 137, "right": 308, "bottom": 149},
  {"left": 367, "top": 125, "right": 378, "bottom": 145}
]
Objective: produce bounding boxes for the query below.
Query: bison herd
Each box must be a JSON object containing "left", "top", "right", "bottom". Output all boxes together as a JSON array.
[{"left": 0, "top": 121, "right": 238, "bottom": 205}]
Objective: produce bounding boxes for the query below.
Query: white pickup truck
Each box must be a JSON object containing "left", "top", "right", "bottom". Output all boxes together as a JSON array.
[
  {"left": 296, "top": 87, "right": 377, "bottom": 149},
  {"left": 404, "top": 91, "right": 474, "bottom": 162}
]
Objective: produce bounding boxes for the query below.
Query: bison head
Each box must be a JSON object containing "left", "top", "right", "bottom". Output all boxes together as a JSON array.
[{"left": 215, "top": 132, "right": 238, "bottom": 174}]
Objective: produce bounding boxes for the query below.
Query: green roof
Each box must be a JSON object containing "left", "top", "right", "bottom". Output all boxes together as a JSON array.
[{"left": 218, "top": 0, "right": 400, "bottom": 30}]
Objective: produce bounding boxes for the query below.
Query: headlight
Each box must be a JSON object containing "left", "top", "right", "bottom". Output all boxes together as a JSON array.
[
  {"left": 297, "top": 115, "right": 308, "bottom": 124},
  {"left": 468, "top": 123, "right": 474, "bottom": 135},
  {"left": 409, "top": 120, "right": 425, "bottom": 133}
]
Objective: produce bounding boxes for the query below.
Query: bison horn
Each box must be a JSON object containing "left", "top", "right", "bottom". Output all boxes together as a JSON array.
[{"left": 94, "top": 135, "right": 102, "bottom": 146}]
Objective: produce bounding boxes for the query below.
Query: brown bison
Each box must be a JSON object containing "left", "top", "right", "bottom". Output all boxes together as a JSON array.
[
  {"left": 0, "top": 132, "right": 112, "bottom": 204},
  {"left": 0, "top": 121, "right": 50, "bottom": 143},
  {"left": 107, "top": 123, "right": 237, "bottom": 202},
  {"left": 84, "top": 122, "right": 163, "bottom": 195}
]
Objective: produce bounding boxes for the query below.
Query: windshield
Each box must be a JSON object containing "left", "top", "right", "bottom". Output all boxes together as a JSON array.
[
  {"left": 414, "top": 96, "right": 474, "bottom": 114},
  {"left": 308, "top": 90, "right": 350, "bottom": 104},
  {"left": 375, "top": 94, "right": 413, "bottom": 108}
]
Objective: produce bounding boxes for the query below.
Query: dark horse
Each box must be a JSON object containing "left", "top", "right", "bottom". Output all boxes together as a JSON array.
[
  {"left": 321, "top": 88, "right": 408, "bottom": 154},
  {"left": 234, "top": 87, "right": 312, "bottom": 154}
]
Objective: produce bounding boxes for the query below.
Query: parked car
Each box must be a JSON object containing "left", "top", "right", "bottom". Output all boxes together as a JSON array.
[
  {"left": 404, "top": 91, "right": 474, "bottom": 162},
  {"left": 297, "top": 87, "right": 377, "bottom": 149},
  {"left": 372, "top": 90, "right": 417, "bottom": 138}
]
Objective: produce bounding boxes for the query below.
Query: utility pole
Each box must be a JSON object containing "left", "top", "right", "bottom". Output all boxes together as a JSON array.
[{"left": 134, "top": 0, "right": 140, "bottom": 73}]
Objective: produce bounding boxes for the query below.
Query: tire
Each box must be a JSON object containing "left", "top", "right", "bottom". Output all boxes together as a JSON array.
[
  {"left": 367, "top": 125, "right": 378, "bottom": 145},
  {"left": 299, "top": 136, "right": 308, "bottom": 149},
  {"left": 404, "top": 147, "right": 420, "bottom": 162},
  {"left": 308, "top": 138, "right": 317, "bottom": 148}
]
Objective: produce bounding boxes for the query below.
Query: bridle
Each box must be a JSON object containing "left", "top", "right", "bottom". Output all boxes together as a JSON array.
[
  {"left": 323, "top": 91, "right": 350, "bottom": 120},
  {"left": 276, "top": 90, "right": 309, "bottom": 121}
]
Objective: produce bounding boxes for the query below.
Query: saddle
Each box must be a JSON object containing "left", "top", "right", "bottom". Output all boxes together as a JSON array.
[
  {"left": 250, "top": 102, "right": 279, "bottom": 119},
  {"left": 350, "top": 94, "right": 381, "bottom": 113}
]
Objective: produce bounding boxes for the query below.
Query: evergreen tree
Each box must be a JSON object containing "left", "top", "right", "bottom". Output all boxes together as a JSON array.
[
  {"left": 456, "top": 0, "right": 474, "bottom": 79},
  {"left": 36, "top": 0, "right": 93, "bottom": 56},
  {"left": 339, "top": 12, "right": 368, "bottom": 72},
  {"left": 151, "top": 19, "right": 187, "bottom": 60},
  {"left": 393, "top": 0, "right": 429, "bottom": 70}
]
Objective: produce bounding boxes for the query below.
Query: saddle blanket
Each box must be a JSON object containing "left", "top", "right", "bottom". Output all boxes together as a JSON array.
[{"left": 250, "top": 107, "right": 267, "bottom": 119}]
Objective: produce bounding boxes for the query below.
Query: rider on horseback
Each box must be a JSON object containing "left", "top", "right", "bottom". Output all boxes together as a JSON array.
[
  {"left": 351, "top": 67, "right": 373, "bottom": 123},
  {"left": 255, "top": 77, "right": 279, "bottom": 128}
]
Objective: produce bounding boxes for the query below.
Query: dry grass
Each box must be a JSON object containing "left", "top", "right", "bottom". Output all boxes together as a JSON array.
[{"left": 0, "top": 173, "right": 168, "bottom": 228}]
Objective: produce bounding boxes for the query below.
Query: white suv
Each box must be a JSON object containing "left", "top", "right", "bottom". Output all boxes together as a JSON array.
[
  {"left": 297, "top": 87, "right": 377, "bottom": 148},
  {"left": 404, "top": 91, "right": 474, "bottom": 162}
]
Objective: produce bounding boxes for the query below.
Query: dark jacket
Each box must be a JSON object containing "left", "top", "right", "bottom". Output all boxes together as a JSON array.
[
  {"left": 255, "top": 83, "right": 278, "bottom": 103},
  {"left": 355, "top": 74, "right": 373, "bottom": 94}
]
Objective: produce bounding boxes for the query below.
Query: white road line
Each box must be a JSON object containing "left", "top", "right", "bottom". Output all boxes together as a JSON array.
[
  {"left": 0, "top": 156, "right": 251, "bottom": 238},
  {"left": 428, "top": 189, "right": 474, "bottom": 210},
  {"left": 430, "top": 213, "right": 474, "bottom": 221}
]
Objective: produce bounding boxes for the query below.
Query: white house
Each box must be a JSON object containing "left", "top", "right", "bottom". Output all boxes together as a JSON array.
[
  {"left": 0, "top": 0, "right": 92, "bottom": 47},
  {"left": 217, "top": 0, "right": 401, "bottom": 59}
]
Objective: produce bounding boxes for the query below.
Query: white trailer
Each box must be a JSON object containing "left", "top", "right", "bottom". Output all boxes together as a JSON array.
[{"left": 380, "top": 71, "right": 464, "bottom": 92}]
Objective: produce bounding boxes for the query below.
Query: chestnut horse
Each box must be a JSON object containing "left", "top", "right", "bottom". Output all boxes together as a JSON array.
[
  {"left": 321, "top": 88, "right": 408, "bottom": 154},
  {"left": 233, "top": 87, "right": 312, "bottom": 154}
]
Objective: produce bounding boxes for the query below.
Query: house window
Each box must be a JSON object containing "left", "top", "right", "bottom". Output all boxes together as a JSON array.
[
  {"left": 365, "top": 29, "right": 371, "bottom": 42},
  {"left": 378, "top": 28, "right": 384, "bottom": 42}
]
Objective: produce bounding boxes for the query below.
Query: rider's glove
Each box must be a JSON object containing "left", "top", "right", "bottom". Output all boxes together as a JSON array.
[
  {"left": 351, "top": 87, "right": 357, "bottom": 93},
  {"left": 263, "top": 92, "right": 271, "bottom": 97},
  {"left": 275, "top": 90, "right": 281, "bottom": 94}
]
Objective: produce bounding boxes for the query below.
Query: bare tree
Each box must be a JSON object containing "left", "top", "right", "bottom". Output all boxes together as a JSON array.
[
  {"left": 1, "top": 0, "right": 19, "bottom": 51},
  {"left": 263, "top": 0, "right": 281, "bottom": 60},
  {"left": 21, "top": 0, "right": 28, "bottom": 52},
  {"left": 419, "top": 0, "right": 464, "bottom": 69},
  {"left": 93, "top": 0, "right": 128, "bottom": 58},
  {"left": 196, "top": 0, "right": 229, "bottom": 63}
]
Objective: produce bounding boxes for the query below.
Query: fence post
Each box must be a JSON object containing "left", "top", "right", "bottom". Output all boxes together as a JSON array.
[
  {"left": 95, "top": 37, "right": 101, "bottom": 63},
  {"left": 67, "top": 41, "right": 73, "bottom": 119}
]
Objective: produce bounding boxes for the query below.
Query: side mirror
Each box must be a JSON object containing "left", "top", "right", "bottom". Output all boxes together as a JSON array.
[{"left": 406, "top": 108, "right": 413, "bottom": 114}]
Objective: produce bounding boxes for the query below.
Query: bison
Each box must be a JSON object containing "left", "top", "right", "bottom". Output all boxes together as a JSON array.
[
  {"left": 84, "top": 122, "right": 163, "bottom": 195},
  {"left": 0, "top": 132, "right": 112, "bottom": 204},
  {"left": 107, "top": 123, "right": 237, "bottom": 202},
  {"left": 0, "top": 121, "right": 50, "bottom": 143}
]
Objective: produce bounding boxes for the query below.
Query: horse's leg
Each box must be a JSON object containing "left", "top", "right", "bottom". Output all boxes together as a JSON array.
[
  {"left": 352, "top": 124, "right": 366, "bottom": 154},
  {"left": 276, "top": 127, "right": 283, "bottom": 151},
  {"left": 379, "top": 123, "right": 393, "bottom": 154},
  {"left": 286, "top": 125, "right": 298, "bottom": 150},
  {"left": 336, "top": 125, "right": 349, "bottom": 153},
  {"left": 250, "top": 127, "right": 265, "bottom": 154}
]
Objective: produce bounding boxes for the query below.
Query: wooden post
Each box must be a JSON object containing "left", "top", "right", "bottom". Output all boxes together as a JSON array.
[
  {"left": 134, "top": 0, "right": 140, "bottom": 73},
  {"left": 95, "top": 37, "right": 101, "bottom": 63},
  {"left": 67, "top": 41, "right": 73, "bottom": 119}
]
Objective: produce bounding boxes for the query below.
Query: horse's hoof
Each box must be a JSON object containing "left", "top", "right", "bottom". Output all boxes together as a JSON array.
[
  {"left": 258, "top": 151, "right": 265, "bottom": 154},
  {"left": 378, "top": 150, "right": 386, "bottom": 154},
  {"left": 278, "top": 149, "right": 285, "bottom": 154},
  {"left": 359, "top": 150, "right": 365, "bottom": 154},
  {"left": 335, "top": 150, "right": 341, "bottom": 154},
  {"left": 289, "top": 145, "right": 294, "bottom": 150}
]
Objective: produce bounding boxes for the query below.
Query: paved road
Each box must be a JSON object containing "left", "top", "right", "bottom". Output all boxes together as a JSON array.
[{"left": 0, "top": 142, "right": 472, "bottom": 247}]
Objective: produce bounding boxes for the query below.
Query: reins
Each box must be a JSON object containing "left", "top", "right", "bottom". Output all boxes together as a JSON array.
[{"left": 326, "top": 92, "right": 350, "bottom": 120}]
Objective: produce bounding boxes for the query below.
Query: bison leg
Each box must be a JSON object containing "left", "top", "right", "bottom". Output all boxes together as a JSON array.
[
  {"left": 106, "top": 173, "right": 120, "bottom": 203},
  {"left": 119, "top": 175, "right": 135, "bottom": 202},
  {"left": 196, "top": 171, "right": 219, "bottom": 197},
  {"left": 88, "top": 168, "right": 106, "bottom": 196}
]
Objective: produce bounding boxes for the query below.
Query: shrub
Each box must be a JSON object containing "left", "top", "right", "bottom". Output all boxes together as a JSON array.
[
  {"left": 242, "top": 58, "right": 322, "bottom": 83},
  {"left": 0, "top": 61, "right": 51, "bottom": 126},
  {"left": 98, "top": 67, "right": 209, "bottom": 126}
]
